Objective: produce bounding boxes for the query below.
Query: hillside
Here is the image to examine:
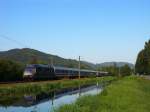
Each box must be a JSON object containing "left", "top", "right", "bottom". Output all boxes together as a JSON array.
[
  {"left": 0, "top": 48, "right": 93, "bottom": 69},
  {"left": 0, "top": 48, "right": 134, "bottom": 69}
]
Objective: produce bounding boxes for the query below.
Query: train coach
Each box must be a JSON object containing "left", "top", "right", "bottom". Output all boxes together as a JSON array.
[{"left": 23, "top": 64, "right": 108, "bottom": 80}]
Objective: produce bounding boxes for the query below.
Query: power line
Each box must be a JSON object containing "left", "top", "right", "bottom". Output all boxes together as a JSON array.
[{"left": 0, "top": 34, "right": 30, "bottom": 48}]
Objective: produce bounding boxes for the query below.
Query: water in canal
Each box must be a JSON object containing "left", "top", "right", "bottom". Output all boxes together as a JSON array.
[{"left": 0, "top": 83, "right": 103, "bottom": 112}]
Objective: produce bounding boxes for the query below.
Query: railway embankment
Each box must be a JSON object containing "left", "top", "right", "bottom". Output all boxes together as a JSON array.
[
  {"left": 55, "top": 76, "right": 150, "bottom": 112},
  {"left": 0, "top": 77, "right": 115, "bottom": 97}
]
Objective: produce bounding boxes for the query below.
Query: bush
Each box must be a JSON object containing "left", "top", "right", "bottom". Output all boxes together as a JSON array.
[
  {"left": 120, "top": 64, "right": 132, "bottom": 77},
  {"left": 0, "top": 59, "right": 23, "bottom": 82}
]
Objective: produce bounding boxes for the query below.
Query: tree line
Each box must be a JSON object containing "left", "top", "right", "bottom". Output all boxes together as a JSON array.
[
  {"left": 0, "top": 59, "right": 23, "bottom": 82},
  {"left": 97, "top": 63, "right": 132, "bottom": 77}
]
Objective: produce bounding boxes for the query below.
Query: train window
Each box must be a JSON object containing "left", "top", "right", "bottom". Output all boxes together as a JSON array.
[
  {"left": 64, "top": 70, "right": 67, "bottom": 73},
  {"left": 56, "top": 69, "right": 64, "bottom": 74},
  {"left": 62, "top": 70, "right": 65, "bottom": 73}
]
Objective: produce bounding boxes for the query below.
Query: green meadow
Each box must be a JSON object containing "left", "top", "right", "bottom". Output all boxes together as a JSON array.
[{"left": 55, "top": 76, "right": 150, "bottom": 112}]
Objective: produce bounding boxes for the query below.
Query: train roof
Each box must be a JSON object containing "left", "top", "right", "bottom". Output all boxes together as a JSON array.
[
  {"left": 53, "top": 66, "right": 97, "bottom": 73},
  {"left": 26, "top": 64, "right": 109, "bottom": 74},
  {"left": 26, "top": 64, "right": 98, "bottom": 73}
]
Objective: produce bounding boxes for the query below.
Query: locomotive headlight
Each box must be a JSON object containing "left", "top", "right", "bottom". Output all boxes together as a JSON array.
[{"left": 23, "top": 71, "right": 33, "bottom": 76}]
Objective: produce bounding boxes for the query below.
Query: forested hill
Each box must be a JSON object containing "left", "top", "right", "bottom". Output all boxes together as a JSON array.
[
  {"left": 0, "top": 48, "right": 93, "bottom": 69},
  {"left": 0, "top": 48, "right": 134, "bottom": 69}
]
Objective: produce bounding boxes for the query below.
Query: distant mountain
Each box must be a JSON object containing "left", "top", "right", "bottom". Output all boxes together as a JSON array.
[
  {"left": 81, "top": 61, "right": 96, "bottom": 68},
  {"left": 0, "top": 48, "right": 92, "bottom": 69},
  {"left": 96, "top": 62, "right": 134, "bottom": 68},
  {"left": 0, "top": 48, "right": 134, "bottom": 69}
]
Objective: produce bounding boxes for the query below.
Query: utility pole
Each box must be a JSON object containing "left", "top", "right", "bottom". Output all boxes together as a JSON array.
[
  {"left": 119, "top": 67, "right": 121, "bottom": 77},
  {"left": 134, "top": 66, "right": 136, "bottom": 75},
  {"left": 49, "top": 57, "right": 53, "bottom": 69},
  {"left": 51, "top": 57, "right": 53, "bottom": 66},
  {"left": 78, "top": 56, "right": 81, "bottom": 79},
  {"left": 133, "top": 65, "right": 136, "bottom": 76}
]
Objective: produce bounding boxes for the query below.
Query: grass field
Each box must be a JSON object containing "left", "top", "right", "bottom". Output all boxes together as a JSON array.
[{"left": 55, "top": 76, "right": 150, "bottom": 112}]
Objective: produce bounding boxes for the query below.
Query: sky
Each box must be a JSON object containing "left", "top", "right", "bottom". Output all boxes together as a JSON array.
[{"left": 0, "top": 0, "right": 150, "bottom": 64}]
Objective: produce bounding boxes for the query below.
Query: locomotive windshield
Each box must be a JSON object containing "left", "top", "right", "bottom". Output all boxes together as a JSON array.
[
  {"left": 24, "top": 66, "right": 36, "bottom": 76},
  {"left": 25, "top": 67, "right": 35, "bottom": 72}
]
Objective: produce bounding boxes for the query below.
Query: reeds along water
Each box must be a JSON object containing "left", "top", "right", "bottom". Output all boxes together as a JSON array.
[{"left": 0, "top": 77, "right": 115, "bottom": 106}]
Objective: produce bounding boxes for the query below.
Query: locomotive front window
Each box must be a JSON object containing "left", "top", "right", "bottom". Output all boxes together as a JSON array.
[
  {"left": 24, "top": 67, "right": 36, "bottom": 74},
  {"left": 25, "top": 67, "right": 35, "bottom": 72}
]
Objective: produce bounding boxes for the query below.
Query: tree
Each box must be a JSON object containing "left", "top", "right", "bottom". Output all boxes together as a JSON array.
[
  {"left": 97, "top": 65, "right": 119, "bottom": 76},
  {"left": 135, "top": 40, "right": 150, "bottom": 75},
  {"left": 135, "top": 50, "right": 146, "bottom": 74},
  {"left": 97, "top": 64, "right": 132, "bottom": 77},
  {"left": 120, "top": 64, "right": 132, "bottom": 76}
]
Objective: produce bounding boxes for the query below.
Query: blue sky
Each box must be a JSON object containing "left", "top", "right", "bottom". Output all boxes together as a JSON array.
[{"left": 0, "top": 0, "right": 150, "bottom": 64}]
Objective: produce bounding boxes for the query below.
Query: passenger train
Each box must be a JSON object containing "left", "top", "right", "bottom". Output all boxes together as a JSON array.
[{"left": 23, "top": 64, "right": 109, "bottom": 80}]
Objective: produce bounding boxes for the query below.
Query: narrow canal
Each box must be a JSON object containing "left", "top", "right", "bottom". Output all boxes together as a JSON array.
[{"left": 0, "top": 83, "right": 103, "bottom": 112}]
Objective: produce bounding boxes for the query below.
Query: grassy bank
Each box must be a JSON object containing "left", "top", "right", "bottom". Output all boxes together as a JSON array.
[
  {"left": 55, "top": 76, "right": 150, "bottom": 112},
  {"left": 0, "top": 77, "right": 115, "bottom": 96}
]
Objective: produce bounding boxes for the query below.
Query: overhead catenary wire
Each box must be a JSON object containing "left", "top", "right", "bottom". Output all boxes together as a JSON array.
[{"left": 0, "top": 34, "right": 30, "bottom": 48}]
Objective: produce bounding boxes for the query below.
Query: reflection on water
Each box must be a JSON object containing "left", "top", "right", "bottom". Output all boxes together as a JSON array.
[{"left": 0, "top": 83, "right": 103, "bottom": 112}]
